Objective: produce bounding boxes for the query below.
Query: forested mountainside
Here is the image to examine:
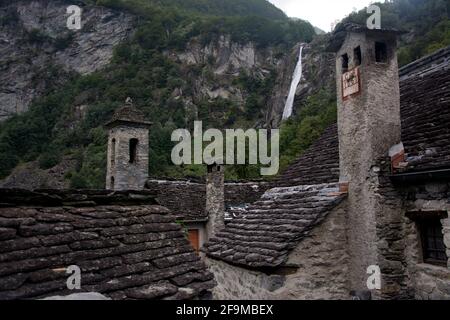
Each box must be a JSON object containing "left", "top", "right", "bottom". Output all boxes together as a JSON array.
[
  {"left": 0, "top": 0, "right": 449, "bottom": 189},
  {"left": 103, "top": 0, "right": 288, "bottom": 19}
]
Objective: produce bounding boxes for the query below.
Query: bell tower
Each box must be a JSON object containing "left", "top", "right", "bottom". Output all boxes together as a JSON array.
[{"left": 105, "top": 98, "right": 152, "bottom": 190}]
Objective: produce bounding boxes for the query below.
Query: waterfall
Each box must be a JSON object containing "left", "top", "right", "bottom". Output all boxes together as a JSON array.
[{"left": 282, "top": 45, "right": 304, "bottom": 120}]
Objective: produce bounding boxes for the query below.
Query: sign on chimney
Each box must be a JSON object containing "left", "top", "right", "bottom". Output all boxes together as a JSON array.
[{"left": 342, "top": 67, "right": 361, "bottom": 99}]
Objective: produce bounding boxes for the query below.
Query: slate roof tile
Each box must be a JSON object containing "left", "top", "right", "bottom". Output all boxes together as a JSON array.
[
  {"left": 275, "top": 124, "right": 340, "bottom": 187},
  {"left": 0, "top": 190, "right": 215, "bottom": 300},
  {"left": 399, "top": 51, "right": 450, "bottom": 172},
  {"left": 205, "top": 183, "right": 346, "bottom": 268}
]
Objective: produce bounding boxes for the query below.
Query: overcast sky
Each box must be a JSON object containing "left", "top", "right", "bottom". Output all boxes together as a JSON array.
[{"left": 269, "top": 0, "right": 375, "bottom": 32}]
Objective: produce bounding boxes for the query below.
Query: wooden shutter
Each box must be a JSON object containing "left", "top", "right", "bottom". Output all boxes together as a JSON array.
[{"left": 188, "top": 229, "right": 200, "bottom": 254}]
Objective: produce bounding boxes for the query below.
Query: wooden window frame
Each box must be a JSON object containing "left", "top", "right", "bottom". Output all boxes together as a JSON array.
[
  {"left": 407, "top": 211, "right": 448, "bottom": 267},
  {"left": 187, "top": 229, "right": 200, "bottom": 255}
]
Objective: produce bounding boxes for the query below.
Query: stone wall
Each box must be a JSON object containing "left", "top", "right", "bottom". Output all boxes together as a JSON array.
[
  {"left": 145, "top": 179, "right": 270, "bottom": 221},
  {"left": 404, "top": 217, "right": 450, "bottom": 299},
  {"left": 145, "top": 180, "right": 207, "bottom": 221},
  {"left": 206, "top": 204, "right": 350, "bottom": 300},
  {"left": 341, "top": 157, "right": 450, "bottom": 300},
  {"left": 399, "top": 180, "right": 450, "bottom": 299},
  {"left": 373, "top": 161, "right": 410, "bottom": 299}
]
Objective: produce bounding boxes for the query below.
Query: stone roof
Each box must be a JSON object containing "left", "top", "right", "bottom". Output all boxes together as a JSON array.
[
  {"left": 399, "top": 46, "right": 450, "bottom": 172},
  {"left": 399, "top": 46, "right": 450, "bottom": 80},
  {"left": 0, "top": 190, "right": 214, "bottom": 300},
  {"left": 334, "top": 22, "right": 405, "bottom": 34},
  {"left": 327, "top": 23, "right": 406, "bottom": 52},
  {"left": 105, "top": 101, "right": 152, "bottom": 128},
  {"left": 275, "top": 124, "right": 340, "bottom": 187},
  {"left": 205, "top": 183, "right": 346, "bottom": 268},
  {"left": 0, "top": 189, "right": 159, "bottom": 207}
]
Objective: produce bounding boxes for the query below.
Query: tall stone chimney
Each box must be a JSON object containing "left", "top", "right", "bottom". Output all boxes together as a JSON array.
[
  {"left": 329, "top": 24, "right": 404, "bottom": 296},
  {"left": 105, "top": 98, "right": 152, "bottom": 190},
  {"left": 205, "top": 163, "right": 225, "bottom": 240}
]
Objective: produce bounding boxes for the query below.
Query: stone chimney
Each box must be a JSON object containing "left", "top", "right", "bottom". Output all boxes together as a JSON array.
[
  {"left": 333, "top": 24, "right": 402, "bottom": 183},
  {"left": 105, "top": 98, "right": 152, "bottom": 190},
  {"left": 329, "top": 24, "right": 404, "bottom": 296},
  {"left": 205, "top": 163, "right": 225, "bottom": 240}
]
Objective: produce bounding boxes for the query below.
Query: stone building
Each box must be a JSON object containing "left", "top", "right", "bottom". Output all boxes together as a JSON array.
[
  {"left": 105, "top": 98, "right": 152, "bottom": 191},
  {"left": 2, "top": 23, "right": 449, "bottom": 300},
  {"left": 204, "top": 25, "right": 450, "bottom": 300}
]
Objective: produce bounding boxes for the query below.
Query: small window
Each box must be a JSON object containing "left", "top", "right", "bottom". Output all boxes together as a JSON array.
[
  {"left": 375, "top": 42, "right": 388, "bottom": 63},
  {"left": 129, "top": 138, "right": 138, "bottom": 163},
  {"left": 188, "top": 229, "right": 200, "bottom": 254},
  {"left": 110, "top": 176, "right": 115, "bottom": 189},
  {"left": 341, "top": 53, "right": 349, "bottom": 72},
  {"left": 354, "top": 46, "right": 362, "bottom": 66},
  {"left": 111, "top": 138, "right": 116, "bottom": 166},
  {"left": 418, "top": 218, "right": 447, "bottom": 266}
]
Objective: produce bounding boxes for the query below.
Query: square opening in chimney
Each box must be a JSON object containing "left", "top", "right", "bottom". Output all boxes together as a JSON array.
[
  {"left": 354, "top": 46, "right": 362, "bottom": 66},
  {"left": 375, "top": 42, "right": 388, "bottom": 63},
  {"left": 341, "top": 53, "right": 349, "bottom": 72}
]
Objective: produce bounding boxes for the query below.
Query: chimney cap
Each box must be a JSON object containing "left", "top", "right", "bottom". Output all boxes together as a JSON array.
[{"left": 326, "top": 23, "right": 407, "bottom": 53}]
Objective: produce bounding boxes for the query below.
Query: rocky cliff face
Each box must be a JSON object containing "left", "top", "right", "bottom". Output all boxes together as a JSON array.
[
  {"left": 0, "top": 0, "right": 133, "bottom": 121},
  {"left": 295, "top": 37, "right": 336, "bottom": 108},
  {"left": 0, "top": 0, "right": 336, "bottom": 188},
  {"left": 0, "top": 1, "right": 334, "bottom": 126},
  {"left": 266, "top": 36, "right": 336, "bottom": 127},
  {"left": 164, "top": 35, "right": 285, "bottom": 128},
  {"left": 165, "top": 34, "right": 335, "bottom": 128}
]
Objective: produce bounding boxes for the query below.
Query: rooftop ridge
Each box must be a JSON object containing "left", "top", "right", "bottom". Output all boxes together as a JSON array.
[
  {"left": 0, "top": 188, "right": 158, "bottom": 207},
  {"left": 399, "top": 45, "right": 450, "bottom": 80},
  {"left": 205, "top": 181, "right": 346, "bottom": 268},
  {"left": 269, "top": 182, "right": 339, "bottom": 193}
]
